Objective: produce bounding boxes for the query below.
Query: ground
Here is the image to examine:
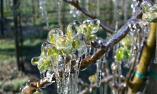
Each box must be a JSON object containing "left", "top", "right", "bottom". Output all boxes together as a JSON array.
[{"left": 0, "top": 38, "right": 44, "bottom": 94}]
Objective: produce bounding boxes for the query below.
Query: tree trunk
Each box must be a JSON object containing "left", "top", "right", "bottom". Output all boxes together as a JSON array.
[
  {"left": 32, "top": 0, "right": 36, "bottom": 25},
  {"left": 0, "top": 0, "right": 4, "bottom": 35},
  {"left": 13, "top": 0, "right": 24, "bottom": 71}
]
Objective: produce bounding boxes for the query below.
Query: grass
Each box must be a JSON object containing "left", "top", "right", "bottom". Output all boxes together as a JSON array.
[
  {"left": 0, "top": 38, "right": 43, "bottom": 93},
  {"left": 0, "top": 39, "right": 16, "bottom": 63},
  {"left": 23, "top": 38, "right": 44, "bottom": 61},
  {"left": 0, "top": 38, "right": 44, "bottom": 64},
  {"left": 2, "top": 77, "right": 29, "bottom": 93}
]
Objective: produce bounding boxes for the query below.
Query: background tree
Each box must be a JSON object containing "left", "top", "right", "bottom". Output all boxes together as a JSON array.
[
  {"left": 13, "top": 0, "right": 24, "bottom": 71},
  {"left": 0, "top": 0, "right": 4, "bottom": 35}
]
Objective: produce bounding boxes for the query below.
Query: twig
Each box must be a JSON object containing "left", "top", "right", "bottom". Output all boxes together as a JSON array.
[
  {"left": 80, "top": 7, "right": 142, "bottom": 69},
  {"left": 22, "top": 1, "right": 143, "bottom": 93},
  {"left": 79, "top": 75, "right": 126, "bottom": 94},
  {"left": 21, "top": 20, "right": 130, "bottom": 94},
  {"left": 22, "top": 18, "right": 137, "bottom": 94},
  {"left": 21, "top": 77, "right": 55, "bottom": 94},
  {"left": 63, "top": 0, "right": 114, "bottom": 34},
  {"left": 80, "top": 19, "right": 130, "bottom": 69},
  {"left": 79, "top": 75, "right": 113, "bottom": 94}
]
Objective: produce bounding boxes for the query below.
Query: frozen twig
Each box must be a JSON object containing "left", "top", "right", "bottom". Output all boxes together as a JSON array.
[{"left": 79, "top": 75, "right": 126, "bottom": 94}]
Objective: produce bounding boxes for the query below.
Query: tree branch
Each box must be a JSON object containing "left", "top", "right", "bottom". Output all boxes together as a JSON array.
[
  {"left": 79, "top": 75, "right": 114, "bottom": 94},
  {"left": 79, "top": 7, "right": 142, "bottom": 69},
  {"left": 63, "top": 0, "right": 114, "bottom": 34},
  {"left": 80, "top": 19, "right": 130, "bottom": 69},
  {"left": 22, "top": 1, "right": 144, "bottom": 92},
  {"left": 21, "top": 20, "right": 130, "bottom": 94},
  {"left": 22, "top": 17, "right": 138, "bottom": 94},
  {"left": 79, "top": 75, "right": 126, "bottom": 94}
]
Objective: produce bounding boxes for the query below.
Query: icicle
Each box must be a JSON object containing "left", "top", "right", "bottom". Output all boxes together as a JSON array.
[
  {"left": 96, "top": 59, "right": 101, "bottom": 87},
  {"left": 99, "top": 57, "right": 106, "bottom": 94},
  {"left": 131, "top": 0, "right": 141, "bottom": 17},
  {"left": 112, "top": 0, "right": 124, "bottom": 30},
  {"left": 85, "top": 0, "right": 89, "bottom": 11},
  {"left": 111, "top": 62, "right": 118, "bottom": 94},
  {"left": 72, "top": 53, "right": 81, "bottom": 94},
  {"left": 123, "top": 0, "right": 128, "bottom": 22},
  {"left": 70, "top": 71, "right": 79, "bottom": 94},
  {"left": 57, "top": 0, "right": 62, "bottom": 30},
  {"left": 39, "top": 0, "right": 49, "bottom": 28},
  {"left": 113, "top": 0, "right": 119, "bottom": 23},
  {"left": 69, "top": 5, "right": 81, "bottom": 18},
  {"left": 128, "top": 0, "right": 145, "bottom": 63}
]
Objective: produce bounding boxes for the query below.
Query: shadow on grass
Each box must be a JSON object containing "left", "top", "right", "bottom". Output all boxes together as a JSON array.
[
  {"left": 0, "top": 40, "right": 42, "bottom": 61},
  {"left": 22, "top": 42, "right": 42, "bottom": 61},
  {"left": 0, "top": 48, "right": 15, "bottom": 56},
  {"left": 22, "top": 41, "right": 43, "bottom": 78},
  {"left": 0, "top": 39, "right": 43, "bottom": 78}
]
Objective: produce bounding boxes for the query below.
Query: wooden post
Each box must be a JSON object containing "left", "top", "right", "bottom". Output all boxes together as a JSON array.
[{"left": 128, "top": 23, "right": 156, "bottom": 93}]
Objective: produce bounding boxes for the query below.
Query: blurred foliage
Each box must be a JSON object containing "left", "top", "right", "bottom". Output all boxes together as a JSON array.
[
  {"left": 143, "top": 4, "right": 157, "bottom": 22},
  {"left": 2, "top": 78, "right": 28, "bottom": 92},
  {"left": 0, "top": 39, "right": 16, "bottom": 63}
]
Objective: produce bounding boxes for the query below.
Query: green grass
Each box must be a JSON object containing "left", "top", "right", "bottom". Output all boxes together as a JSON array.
[
  {"left": 0, "top": 38, "right": 40, "bottom": 93},
  {"left": 0, "top": 38, "right": 44, "bottom": 64},
  {"left": 0, "top": 39, "right": 15, "bottom": 49},
  {"left": 2, "top": 77, "right": 28, "bottom": 92},
  {"left": 23, "top": 38, "right": 43, "bottom": 47},
  {"left": 0, "top": 39, "right": 16, "bottom": 63}
]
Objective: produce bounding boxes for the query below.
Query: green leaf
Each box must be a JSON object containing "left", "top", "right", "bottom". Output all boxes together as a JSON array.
[
  {"left": 116, "top": 48, "right": 124, "bottom": 62},
  {"left": 48, "top": 30, "right": 56, "bottom": 45},
  {"left": 38, "top": 57, "right": 52, "bottom": 72},
  {"left": 115, "top": 47, "right": 131, "bottom": 62},
  {"left": 47, "top": 48, "right": 59, "bottom": 59},
  {"left": 31, "top": 57, "right": 39, "bottom": 65},
  {"left": 72, "top": 39, "right": 80, "bottom": 49}
]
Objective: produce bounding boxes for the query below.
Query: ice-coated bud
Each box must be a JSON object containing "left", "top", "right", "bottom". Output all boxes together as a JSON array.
[{"left": 111, "top": 63, "right": 118, "bottom": 71}]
